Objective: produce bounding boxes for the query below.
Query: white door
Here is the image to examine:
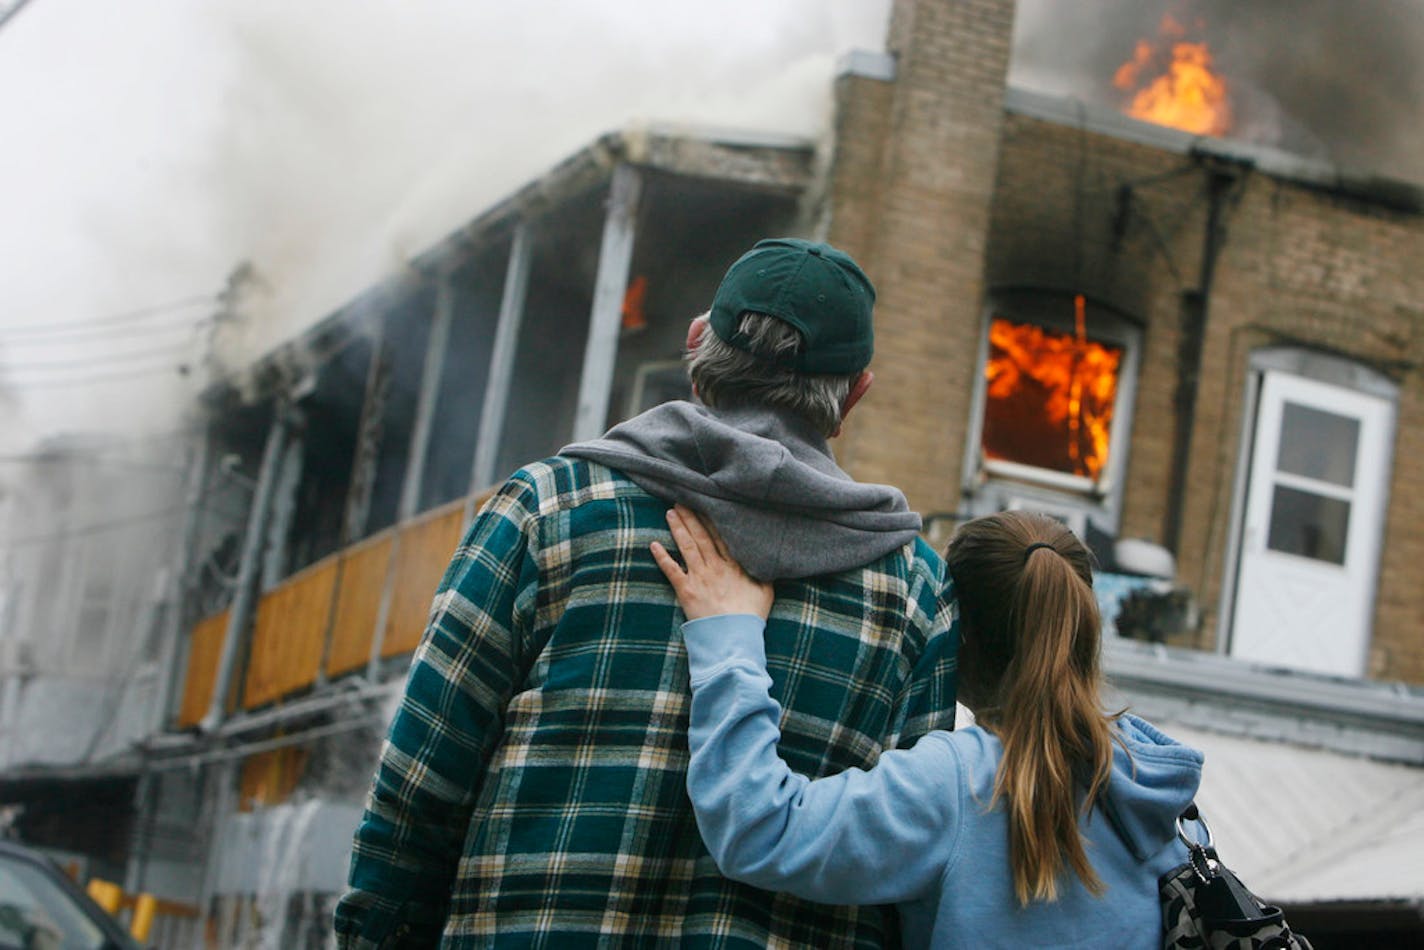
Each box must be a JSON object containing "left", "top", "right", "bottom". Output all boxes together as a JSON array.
[{"left": 1230, "top": 371, "right": 1392, "bottom": 676}]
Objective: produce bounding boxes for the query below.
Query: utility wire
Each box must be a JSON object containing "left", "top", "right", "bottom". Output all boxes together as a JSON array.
[
  {"left": 2, "top": 361, "right": 197, "bottom": 389},
  {"left": 0, "top": 312, "right": 214, "bottom": 345},
  {"left": 4, "top": 341, "right": 200, "bottom": 373},
  {"left": 0, "top": 293, "right": 216, "bottom": 336}
]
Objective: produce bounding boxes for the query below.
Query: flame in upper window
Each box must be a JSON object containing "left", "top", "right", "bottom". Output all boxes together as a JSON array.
[
  {"left": 1112, "top": 14, "right": 1232, "bottom": 137},
  {"left": 982, "top": 303, "right": 1123, "bottom": 481}
]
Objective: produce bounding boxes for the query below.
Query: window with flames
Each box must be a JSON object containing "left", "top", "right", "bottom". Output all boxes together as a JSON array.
[{"left": 981, "top": 297, "right": 1125, "bottom": 484}]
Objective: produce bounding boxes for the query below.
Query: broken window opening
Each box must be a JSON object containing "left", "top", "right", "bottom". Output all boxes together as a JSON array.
[
  {"left": 195, "top": 402, "right": 271, "bottom": 615},
  {"left": 491, "top": 186, "right": 606, "bottom": 481},
  {"left": 363, "top": 283, "right": 436, "bottom": 536},
  {"left": 286, "top": 336, "right": 370, "bottom": 573},
  {"left": 418, "top": 243, "right": 509, "bottom": 511},
  {"left": 982, "top": 304, "right": 1124, "bottom": 484},
  {"left": 966, "top": 290, "right": 1141, "bottom": 539}
]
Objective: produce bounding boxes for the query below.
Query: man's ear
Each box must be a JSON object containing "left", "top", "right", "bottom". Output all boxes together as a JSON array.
[
  {"left": 686, "top": 315, "right": 709, "bottom": 353},
  {"left": 831, "top": 370, "right": 873, "bottom": 437}
]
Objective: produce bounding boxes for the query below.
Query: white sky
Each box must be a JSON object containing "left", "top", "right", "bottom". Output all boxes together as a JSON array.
[{"left": 0, "top": 0, "right": 890, "bottom": 449}]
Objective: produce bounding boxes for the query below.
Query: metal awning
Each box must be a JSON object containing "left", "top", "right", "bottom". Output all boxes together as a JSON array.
[{"left": 1156, "top": 723, "right": 1424, "bottom": 906}]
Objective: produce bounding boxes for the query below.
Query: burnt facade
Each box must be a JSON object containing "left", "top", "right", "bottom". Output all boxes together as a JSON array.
[{"left": 828, "top": 0, "right": 1424, "bottom": 684}]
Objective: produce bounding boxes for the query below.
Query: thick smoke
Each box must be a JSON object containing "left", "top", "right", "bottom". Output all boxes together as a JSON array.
[
  {"left": 0, "top": 1, "right": 890, "bottom": 445},
  {"left": 1010, "top": 0, "right": 1424, "bottom": 183},
  {"left": 198, "top": 0, "right": 891, "bottom": 367}
]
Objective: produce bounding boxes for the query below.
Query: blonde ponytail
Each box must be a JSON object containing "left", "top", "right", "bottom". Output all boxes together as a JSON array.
[{"left": 945, "top": 512, "right": 1119, "bottom": 905}]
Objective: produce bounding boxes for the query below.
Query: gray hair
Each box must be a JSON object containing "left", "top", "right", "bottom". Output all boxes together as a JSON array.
[{"left": 687, "top": 312, "right": 857, "bottom": 437}]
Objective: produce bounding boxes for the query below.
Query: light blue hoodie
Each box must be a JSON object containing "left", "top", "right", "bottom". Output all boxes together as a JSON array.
[{"left": 684, "top": 614, "right": 1204, "bottom": 950}]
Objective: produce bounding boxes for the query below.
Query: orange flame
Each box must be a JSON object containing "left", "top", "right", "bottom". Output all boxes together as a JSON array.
[
  {"left": 982, "top": 308, "right": 1122, "bottom": 480},
  {"left": 1113, "top": 15, "right": 1231, "bottom": 136}
]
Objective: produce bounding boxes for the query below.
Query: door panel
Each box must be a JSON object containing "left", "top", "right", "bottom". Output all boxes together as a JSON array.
[{"left": 1230, "top": 372, "right": 1391, "bottom": 676}]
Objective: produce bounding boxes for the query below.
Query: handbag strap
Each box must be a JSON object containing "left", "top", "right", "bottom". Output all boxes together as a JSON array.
[{"left": 1176, "top": 802, "right": 1219, "bottom": 884}]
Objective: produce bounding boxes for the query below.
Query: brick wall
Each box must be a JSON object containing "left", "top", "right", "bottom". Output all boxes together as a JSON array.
[{"left": 828, "top": 0, "right": 1018, "bottom": 518}]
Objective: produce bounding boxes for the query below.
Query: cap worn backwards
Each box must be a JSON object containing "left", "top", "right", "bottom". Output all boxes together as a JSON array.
[{"left": 708, "top": 237, "right": 876, "bottom": 375}]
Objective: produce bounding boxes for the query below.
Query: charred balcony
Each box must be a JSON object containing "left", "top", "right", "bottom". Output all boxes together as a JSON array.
[{"left": 169, "top": 128, "right": 814, "bottom": 729}]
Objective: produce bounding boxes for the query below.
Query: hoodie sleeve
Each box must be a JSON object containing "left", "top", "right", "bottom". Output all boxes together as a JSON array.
[{"left": 683, "top": 614, "right": 961, "bottom": 906}]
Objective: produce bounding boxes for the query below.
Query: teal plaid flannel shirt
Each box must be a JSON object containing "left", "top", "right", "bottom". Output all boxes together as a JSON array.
[{"left": 335, "top": 457, "right": 959, "bottom": 948}]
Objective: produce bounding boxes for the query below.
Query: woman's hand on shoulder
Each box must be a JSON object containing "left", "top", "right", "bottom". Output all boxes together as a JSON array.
[{"left": 651, "top": 505, "right": 773, "bottom": 621}]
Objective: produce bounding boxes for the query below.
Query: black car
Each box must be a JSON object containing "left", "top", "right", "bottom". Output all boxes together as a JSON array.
[{"left": 0, "top": 841, "right": 139, "bottom": 950}]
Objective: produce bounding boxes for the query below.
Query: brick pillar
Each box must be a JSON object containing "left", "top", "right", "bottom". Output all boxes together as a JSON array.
[{"left": 828, "top": 0, "right": 1017, "bottom": 518}]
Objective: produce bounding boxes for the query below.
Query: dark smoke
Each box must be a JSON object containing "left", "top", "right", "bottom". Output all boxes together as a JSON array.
[{"left": 1010, "top": 0, "right": 1424, "bottom": 184}]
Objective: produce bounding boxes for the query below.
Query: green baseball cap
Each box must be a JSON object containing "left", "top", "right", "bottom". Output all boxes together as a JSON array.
[{"left": 708, "top": 238, "right": 875, "bottom": 375}]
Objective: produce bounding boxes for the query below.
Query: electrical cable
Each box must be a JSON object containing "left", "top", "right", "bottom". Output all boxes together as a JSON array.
[
  {"left": 0, "top": 313, "right": 215, "bottom": 345},
  {"left": 0, "top": 294, "right": 216, "bottom": 336},
  {"left": 4, "top": 341, "right": 201, "bottom": 373},
  {"left": 2, "top": 361, "right": 199, "bottom": 389}
]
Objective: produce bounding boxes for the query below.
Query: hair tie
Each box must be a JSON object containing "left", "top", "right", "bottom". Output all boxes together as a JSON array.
[{"left": 1023, "top": 542, "right": 1056, "bottom": 563}]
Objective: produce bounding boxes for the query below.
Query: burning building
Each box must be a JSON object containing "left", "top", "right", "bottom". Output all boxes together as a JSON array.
[{"left": 2, "top": 0, "right": 1421, "bottom": 945}]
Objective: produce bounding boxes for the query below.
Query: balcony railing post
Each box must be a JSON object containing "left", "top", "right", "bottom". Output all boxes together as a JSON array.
[
  {"left": 572, "top": 162, "right": 641, "bottom": 443},
  {"left": 400, "top": 266, "right": 456, "bottom": 523},
  {"left": 154, "top": 425, "right": 209, "bottom": 734},
  {"left": 200, "top": 402, "right": 293, "bottom": 731},
  {"left": 467, "top": 222, "right": 532, "bottom": 520},
  {"left": 353, "top": 267, "right": 457, "bottom": 685},
  {"left": 343, "top": 321, "right": 390, "bottom": 546}
]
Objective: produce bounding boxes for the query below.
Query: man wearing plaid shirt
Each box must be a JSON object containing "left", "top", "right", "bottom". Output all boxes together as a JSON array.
[{"left": 335, "top": 238, "right": 959, "bottom": 948}]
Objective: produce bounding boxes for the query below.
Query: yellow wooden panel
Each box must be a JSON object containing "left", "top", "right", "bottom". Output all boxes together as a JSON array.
[
  {"left": 242, "top": 557, "right": 338, "bottom": 709},
  {"left": 382, "top": 500, "right": 467, "bottom": 658},
  {"left": 324, "top": 531, "right": 395, "bottom": 677},
  {"left": 237, "top": 746, "right": 308, "bottom": 811},
  {"left": 176, "top": 610, "right": 229, "bottom": 728}
]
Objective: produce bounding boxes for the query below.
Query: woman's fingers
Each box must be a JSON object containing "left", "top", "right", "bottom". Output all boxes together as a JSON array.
[
  {"left": 650, "top": 541, "right": 685, "bottom": 591},
  {"left": 655, "top": 506, "right": 773, "bottom": 620},
  {"left": 672, "top": 504, "right": 722, "bottom": 565},
  {"left": 665, "top": 508, "right": 705, "bottom": 573}
]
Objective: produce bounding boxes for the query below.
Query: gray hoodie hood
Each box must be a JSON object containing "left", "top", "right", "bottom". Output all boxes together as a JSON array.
[
  {"left": 1102, "top": 714, "right": 1204, "bottom": 861},
  {"left": 562, "top": 401, "right": 922, "bottom": 580}
]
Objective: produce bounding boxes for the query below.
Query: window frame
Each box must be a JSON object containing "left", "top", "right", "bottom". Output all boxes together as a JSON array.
[{"left": 961, "top": 288, "right": 1142, "bottom": 535}]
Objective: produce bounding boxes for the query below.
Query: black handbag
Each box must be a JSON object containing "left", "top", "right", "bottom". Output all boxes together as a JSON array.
[{"left": 1160, "top": 804, "right": 1312, "bottom": 950}]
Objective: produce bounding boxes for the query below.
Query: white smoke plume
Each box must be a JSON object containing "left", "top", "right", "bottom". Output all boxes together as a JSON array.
[{"left": 0, "top": 0, "right": 890, "bottom": 448}]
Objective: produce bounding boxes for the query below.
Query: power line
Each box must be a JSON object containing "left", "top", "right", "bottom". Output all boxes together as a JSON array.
[
  {"left": 2, "top": 361, "right": 198, "bottom": 389},
  {"left": 4, "top": 341, "right": 200, "bottom": 374},
  {"left": 0, "top": 312, "right": 214, "bottom": 345},
  {"left": 0, "top": 293, "right": 216, "bottom": 336},
  {"left": 3, "top": 340, "right": 201, "bottom": 374}
]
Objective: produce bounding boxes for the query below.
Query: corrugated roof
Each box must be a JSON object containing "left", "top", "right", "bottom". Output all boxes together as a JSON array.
[{"left": 1167, "top": 724, "right": 1424, "bottom": 905}]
